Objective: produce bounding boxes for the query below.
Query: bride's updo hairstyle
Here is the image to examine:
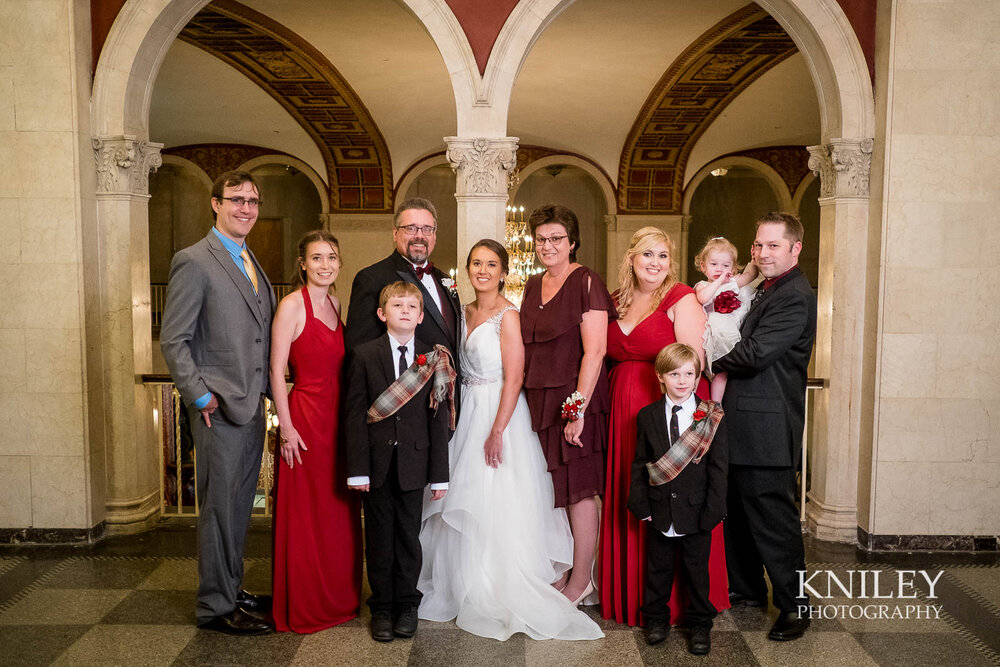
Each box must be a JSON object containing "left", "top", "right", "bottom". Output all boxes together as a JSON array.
[{"left": 466, "top": 239, "right": 509, "bottom": 291}]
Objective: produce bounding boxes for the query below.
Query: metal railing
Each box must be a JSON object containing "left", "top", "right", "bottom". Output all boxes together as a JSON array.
[{"left": 143, "top": 376, "right": 275, "bottom": 518}]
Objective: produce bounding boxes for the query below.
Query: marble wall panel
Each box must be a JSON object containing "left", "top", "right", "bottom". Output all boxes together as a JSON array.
[
  {"left": 30, "top": 454, "right": 88, "bottom": 528},
  {"left": 0, "top": 198, "right": 20, "bottom": 263},
  {"left": 887, "top": 135, "right": 977, "bottom": 204},
  {"left": 935, "top": 333, "right": 1000, "bottom": 399},
  {"left": 15, "top": 263, "right": 81, "bottom": 330},
  {"left": 928, "top": 462, "right": 1000, "bottom": 534},
  {"left": 880, "top": 267, "right": 933, "bottom": 335},
  {"left": 872, "top": 461, "right": 931, "bottom": 535},
  {"left": 0, "top": 65, "right": 14, "bottom": 131},
  {"left": 13, "top": 131, "right": 76, "bottom": 198},
  {"left": 877, "top": 397, "right": 988, "bottom": 462},
  {"left": 0, "top": 328, "right": 25, "bottom": 392},
  {"left": 25, "top": 328, "right": 82, "bottom": 394},
  {"left": 883, "top": 201, "right": 944, "bottom": 269},
  {"left": 0, "top": 130, "right": 18, "bottom": 197},
  {"left": 18, "top": 197, "right": 79, "bottom": 263},
  {"left": 0, "top": 392, "right": 84, "bottom": 457},
  {"left": 0, "top": 456, "right": 32, "bottom": 526},
  {"left": 889, "top": 69, "right": 953, "bottom": 136},
  {"left": 878, "top": 333, "right": 937, "bottom": 398},
  {"left": 0, "top": 0, "right": 71, "bottom": 67},
  {"left": 12, "top": 62, "right": 73, "bottom": 132},
  {"left": 894, "top": 1, "right": 1000, "bottom": 71}
]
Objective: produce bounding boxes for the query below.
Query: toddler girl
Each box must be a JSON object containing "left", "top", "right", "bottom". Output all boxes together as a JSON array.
[{"left": 693, "top": 237, "right": 758, "bottom": 402}]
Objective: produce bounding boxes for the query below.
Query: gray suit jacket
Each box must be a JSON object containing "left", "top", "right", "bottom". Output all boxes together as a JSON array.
[{"left": 160, "top": 230, "right": 276, "bottom": 425}]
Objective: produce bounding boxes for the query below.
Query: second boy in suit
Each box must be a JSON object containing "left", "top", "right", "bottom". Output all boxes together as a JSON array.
[
  {"left": 344, "top": 281, "right": 452, "bottom": 642},
  {"left": 629, "top": 343, "right": 727, "bottom": 655}
]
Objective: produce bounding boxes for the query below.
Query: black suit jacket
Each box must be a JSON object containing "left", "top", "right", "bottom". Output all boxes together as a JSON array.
[
  {"left": 343, "top": 334, "right": 450, "bottom": 492},
  {"left": 344, "top": 251, "right": 461, "bottom": 355},
  {"left": 712, "top": 266, "right": 816, "bottom": 468},
  {"left": 627, "top": 398, "right": 728, "bottom": 534}
]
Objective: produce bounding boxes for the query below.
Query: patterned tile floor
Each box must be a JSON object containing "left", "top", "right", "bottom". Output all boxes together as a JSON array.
[{"left": 2, "top": 521, "right": 999, "bottom": 666}]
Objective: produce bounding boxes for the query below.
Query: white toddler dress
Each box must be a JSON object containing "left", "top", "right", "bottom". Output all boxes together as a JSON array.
[{"left": 697, "top": 277, "right": 755, "bottom": 372}]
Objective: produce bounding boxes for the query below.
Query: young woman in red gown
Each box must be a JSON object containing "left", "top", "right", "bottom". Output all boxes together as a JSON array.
[
  {"left": 600, "top": 227, "right": 731, "bottom": 626},
  {"left": 269, "top": 231, "right": 362, "bottom": 633}
]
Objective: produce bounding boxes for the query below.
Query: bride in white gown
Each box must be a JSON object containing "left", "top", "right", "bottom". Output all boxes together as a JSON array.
[{"left": 418, "top": 240, "right": 603, "bottom": 641}]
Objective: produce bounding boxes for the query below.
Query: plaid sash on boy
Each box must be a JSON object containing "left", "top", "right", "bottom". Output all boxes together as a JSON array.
[
  {"left": 646, "top": 399, "right": 724, "bottom": 486},
  {"left": 367, "top": 344, "right": 457, "bottom": 430}
]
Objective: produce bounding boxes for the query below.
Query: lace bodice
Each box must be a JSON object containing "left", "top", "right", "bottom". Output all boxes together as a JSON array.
[{"left": 459, "top": 304, "right": 518, "bottom": 386}]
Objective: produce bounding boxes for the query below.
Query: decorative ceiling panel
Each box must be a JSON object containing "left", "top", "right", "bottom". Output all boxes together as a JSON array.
[
  {"left": 619, "top": 5, "right": 798, "bottom": 214},
  {"left": 178, "top": 0, "right": 392, "bottom": 212}
]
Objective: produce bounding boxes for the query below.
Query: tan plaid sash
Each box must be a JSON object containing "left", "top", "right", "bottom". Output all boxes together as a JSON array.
[
  {"left": 646, "top": 399, "right": 723, "bottom": 486},
  {"left": 366, "top": 344, "right": 457, "bottom": 430}
]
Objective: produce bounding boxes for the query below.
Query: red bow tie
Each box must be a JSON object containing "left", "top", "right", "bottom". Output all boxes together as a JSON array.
[{"left": 413, "top": 262, "right": 434, "bottom": 279}]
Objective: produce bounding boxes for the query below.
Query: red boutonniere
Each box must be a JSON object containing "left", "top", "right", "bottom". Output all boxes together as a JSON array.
[
  {"left": 692, "top": 409, "right": 707, "bottom": 422},
  {"left": 713, "top": 290, "right": 741, "bottom": 314},
  {"left": 416, "top": 354, "right": 427, "bottom": 366}
]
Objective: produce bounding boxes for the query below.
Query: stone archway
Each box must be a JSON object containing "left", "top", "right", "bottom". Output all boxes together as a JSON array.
[{"left": 93, "top": 0, "right": 873, "bottom": 541}]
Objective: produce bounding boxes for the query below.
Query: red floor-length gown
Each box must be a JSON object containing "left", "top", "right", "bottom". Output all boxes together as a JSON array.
[
  {"left": 272, "top": 287, "right": 362, "bottom": 633},
  {"left": 599, "top": 283, "right": 730, "bottom": 626}
]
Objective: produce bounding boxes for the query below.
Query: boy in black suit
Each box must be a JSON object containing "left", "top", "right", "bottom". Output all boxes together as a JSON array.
[
  {"left": 345, "top": 281, "right": 451, "bottom": 642},
  {"left": 628, "top": 343, "right": 727, "bottom": 655}
]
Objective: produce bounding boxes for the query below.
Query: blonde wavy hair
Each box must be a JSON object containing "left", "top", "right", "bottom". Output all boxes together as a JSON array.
[{"left": 615, "top": 226, "right": 678, "bottom": 319}]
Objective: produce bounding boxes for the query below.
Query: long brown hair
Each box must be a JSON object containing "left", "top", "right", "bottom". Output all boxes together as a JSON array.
[
  {"left": 293, "top": 230, "right": 341, "bottom": 288},
  {"left": 615, "top": 226, "right": 677, "bottom": 319}
]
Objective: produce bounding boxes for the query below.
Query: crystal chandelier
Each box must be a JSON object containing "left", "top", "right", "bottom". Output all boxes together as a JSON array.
[{"left": 504, "top": 204, "right": 539, "bottom": 306}]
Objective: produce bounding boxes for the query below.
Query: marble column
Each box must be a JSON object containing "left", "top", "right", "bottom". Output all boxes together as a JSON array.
[
  {"left": 445, "top": 137, "right": 518, "bottom": 300},
  {"left": 93, "top": 135, "right": 164, "bottom": 532},
  {"left": 805, "top": 138, "right": 873, "bottom": 543}
]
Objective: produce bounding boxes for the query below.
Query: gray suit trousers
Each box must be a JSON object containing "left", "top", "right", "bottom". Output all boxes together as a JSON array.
[{"left": 189, "top": 400, "right": 266, "bottom": 623}]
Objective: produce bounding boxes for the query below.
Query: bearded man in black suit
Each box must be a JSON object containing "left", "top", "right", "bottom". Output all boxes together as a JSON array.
[
  {"left": 345, "top": 198, "right": 461, "bottom": 360},
  {"left": 712, "top": 212, "right": 817, "bottom": 642}
]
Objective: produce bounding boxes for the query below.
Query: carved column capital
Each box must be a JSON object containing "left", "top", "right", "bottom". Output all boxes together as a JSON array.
[
  {"left": 93, "top": 135, "right": 164, "bottom": 196},
  {"left": 445, "top": 137, "right": 518, "bottom": 197},
  {"left": 807, "top": 138, "right": 873, "bottom": 198}
]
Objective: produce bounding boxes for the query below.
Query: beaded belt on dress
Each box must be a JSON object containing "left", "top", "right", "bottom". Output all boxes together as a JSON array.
[{"left": 461, "top": 376, "right": 500, "bottom": 386}]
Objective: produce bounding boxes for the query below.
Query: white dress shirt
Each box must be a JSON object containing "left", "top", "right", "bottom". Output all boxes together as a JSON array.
[
  {"left": 347, "top": 331, "right": 447, "bottom": 490},
  {"left": 412, "top": 262, "right": 442, "bottom": 311},
  {"left": 661, "top": 392, "right": 698, "bottom": 538}
]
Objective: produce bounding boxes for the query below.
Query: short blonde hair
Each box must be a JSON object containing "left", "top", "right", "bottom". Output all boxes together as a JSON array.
[
  {"left": 615, "top": 226, "right": 677, "bottom": 319},
  {"left": 694, "top": 236, "right": 742, "bottom": 273},
  {"left": 378, "top": 281, "right": 423, "bottom": 312},
  {"left": 654, "top": 343, "right": 702, "bottom": 392}
]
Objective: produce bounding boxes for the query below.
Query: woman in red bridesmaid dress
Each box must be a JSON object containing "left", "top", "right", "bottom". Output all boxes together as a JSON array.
[
  {"left": 599, "top": 227, "right": 730, "bottom": 627},
  {"left": 270, "top": 231, "right": 362, "bottom": 633}
]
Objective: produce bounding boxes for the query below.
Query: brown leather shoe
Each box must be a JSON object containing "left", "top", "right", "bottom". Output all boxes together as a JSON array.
[{"left": 198, "top": 608, "right": 272, "bottom": 636}]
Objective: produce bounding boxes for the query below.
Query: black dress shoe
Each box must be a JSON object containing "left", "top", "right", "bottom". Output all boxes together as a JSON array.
[
  {"left": 371, "top": 611, "right": 394, "bottom": 642},
  {"left": 198, "top": 608, "right": 273, "bottom": 636},
  {"left": 689, "top": 625, "right": 711, "bottom": 655},
  {"left": 768, "top": 610, "right": 810, "bottom": 641},
  {"left": 729, "top": 591, "right": 768, "bottom": 608},
  {"left": 645, "top": 621, "right": 669, "bottom": 645},
  {"left": 393, "top": 607, "right": 419, "bottom": 638},
  {"left": 236, "top": 589, "right": 273, "bottom": 613}
]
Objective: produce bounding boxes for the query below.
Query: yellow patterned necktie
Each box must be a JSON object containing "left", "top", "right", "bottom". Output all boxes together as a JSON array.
[{"left": 240, "top": 247, "right": 259, "bottom": 294}]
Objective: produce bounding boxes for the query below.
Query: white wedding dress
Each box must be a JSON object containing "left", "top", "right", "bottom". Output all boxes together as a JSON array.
[{"left": 417, "top": 305, "right": 604, "bottom": 641}]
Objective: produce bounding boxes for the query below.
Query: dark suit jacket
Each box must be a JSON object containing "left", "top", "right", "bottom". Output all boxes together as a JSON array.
[
  {"left": 344, "top": 251, "right": 461, "bottom": 355},
  {"left": 712, "top": 266, "right": 816, "bottom": 468},
  {"left": 627, "top": 398, "right": 728, "bottom": 534},
  {"left": 160, "top": 230, "right": 276, "bottom": 425},
  {"left": 343, "top": 335, "right": 450, "bottom": 492}
]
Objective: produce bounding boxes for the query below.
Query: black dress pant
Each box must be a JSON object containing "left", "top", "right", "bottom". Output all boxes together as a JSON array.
[
  {"left": 361, "top": 450, "right": 424, "bottom": 615},
  {"left": 641, "top": 528, "right": 715, "bottom": 628},
  {"left": 724, "top": 465, "right": 808, "bottom": 612}
]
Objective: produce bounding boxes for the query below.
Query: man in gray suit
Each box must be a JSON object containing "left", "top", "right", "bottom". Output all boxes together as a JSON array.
[{"left": 160, "top": 170, "right": 276, "bottom": 635}]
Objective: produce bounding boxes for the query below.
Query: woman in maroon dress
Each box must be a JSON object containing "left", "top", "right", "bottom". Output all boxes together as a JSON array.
[
  {"left": 599, "top": 226, "right": 730, "bottom": 626},
  {"left": 269, "top": 231, "right": 362, "bottom": 633},
  {"left": 520, "top": 205, "right": 616, "bottom": 606}
]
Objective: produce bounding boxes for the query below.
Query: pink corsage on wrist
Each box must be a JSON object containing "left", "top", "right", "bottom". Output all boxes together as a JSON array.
[{"left": 560, "top": 391, "right": 586, "bottom": 422}]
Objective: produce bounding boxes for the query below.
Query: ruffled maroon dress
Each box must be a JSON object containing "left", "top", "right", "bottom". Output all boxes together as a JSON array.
[
  {"left": 272, "top": 288, "right": 362, "bottom": 633},
  {"left": 599, "top": 283, "right": 730, "bottom": 626},
  {"left": 520, "top": 266, "right": 616, "bottom": 508}
]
